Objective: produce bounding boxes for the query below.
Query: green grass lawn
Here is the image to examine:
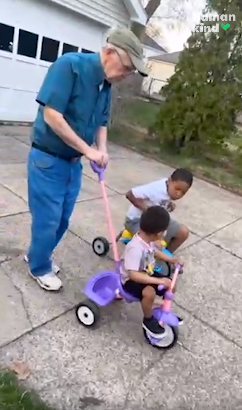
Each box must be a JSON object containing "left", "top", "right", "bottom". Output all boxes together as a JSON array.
[
  {"left": 116, "top": 98, "right": 160, "bottom": 129},
  {"left": 0, "top": 370, "right": 53, "bottom": 410},
  {"left": 110, "top": 97, "right": 242, "bottom": 194},
  {"left": 109, "top": 124, "right": 242, "bottom": 194}
]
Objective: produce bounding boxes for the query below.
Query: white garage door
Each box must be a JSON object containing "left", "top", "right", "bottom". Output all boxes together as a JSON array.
[{"left": 0, "top": 0, "right": 107, "bottom": 122}]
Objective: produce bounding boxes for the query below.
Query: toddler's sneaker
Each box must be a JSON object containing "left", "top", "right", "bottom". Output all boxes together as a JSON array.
[
  {"left": 142, "top": 316, "right": 167, "bottom": 338},
  {"left": 115, "top": 289, "right": 123, "bottom": 300},
  {"left": 24, "top": 255, "right": 60, "bottom": 275},
  {"left": 29, "top": 270, "right": 62, "bottom": 291}
]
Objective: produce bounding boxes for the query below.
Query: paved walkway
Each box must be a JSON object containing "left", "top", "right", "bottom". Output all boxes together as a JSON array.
[{"left": 0, "top": 126, "right": 242, "bottom": 410}]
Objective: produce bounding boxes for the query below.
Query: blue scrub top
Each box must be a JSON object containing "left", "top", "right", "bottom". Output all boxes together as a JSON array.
[{"left": 31, "top": 52, "right": 111, "bottom": 158}]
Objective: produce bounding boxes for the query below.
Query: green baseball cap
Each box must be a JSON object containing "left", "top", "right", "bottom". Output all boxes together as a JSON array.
[{"left": 107, "top": 27, "right": 148, "bottom": 76}]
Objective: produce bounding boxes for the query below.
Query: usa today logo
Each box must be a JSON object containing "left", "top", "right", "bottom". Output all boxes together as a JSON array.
[{"left": 194, "top": 14, "right": 235, "bottom": 33}]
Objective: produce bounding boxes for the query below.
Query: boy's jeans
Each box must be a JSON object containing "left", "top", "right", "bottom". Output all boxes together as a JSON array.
[{"left": 27, "top": 148, "right": 82, "bottom": 276}]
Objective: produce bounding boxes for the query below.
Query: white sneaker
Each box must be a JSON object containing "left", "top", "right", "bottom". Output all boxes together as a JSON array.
[
  {"left": 29, "top": 270, "right": 62, "bottom": 291},
  {"left": 24, "top": 255, "right": 60, "bottom": 274}
]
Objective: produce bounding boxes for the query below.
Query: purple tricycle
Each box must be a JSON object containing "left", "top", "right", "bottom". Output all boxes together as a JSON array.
[{"left": 75, "top": 161, "right": 180, "bottom": 349}]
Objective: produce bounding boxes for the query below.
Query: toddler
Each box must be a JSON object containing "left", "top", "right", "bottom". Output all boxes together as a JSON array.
[{"left": 121, "top": 205, "right": 182, "bottom": 338}]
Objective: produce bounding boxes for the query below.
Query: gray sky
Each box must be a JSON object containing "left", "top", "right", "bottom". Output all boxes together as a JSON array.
[{"left": 145, "top": 0, "right": 206, "bottom": 51}]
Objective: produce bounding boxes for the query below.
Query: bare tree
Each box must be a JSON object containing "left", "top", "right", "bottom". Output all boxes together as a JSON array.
[
  {"left": 145, "top": 23, "right": 163, "bottom": 40},
  {"left": 132, "top": 0, "right": 192, "bottom": 40}
]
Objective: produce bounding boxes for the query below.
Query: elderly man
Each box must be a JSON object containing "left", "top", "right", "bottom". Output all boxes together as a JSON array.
[{"left": 24, "top": 27, "right": 148, "bottom": 291}]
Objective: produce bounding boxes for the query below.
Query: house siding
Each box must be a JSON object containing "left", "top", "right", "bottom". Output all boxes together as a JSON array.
[
  {"left": 0, "top": 0, "right": 131, "bottom": 121},
  {"left": 151, "top": 60, "right": 175, "bottom": 82},
  {"left": 49, "top": 0, "right": 130, "bottom": 27},
  {"left": 142, "top": 61, "right": 175, "bottom": 95},
  {"left": 0, "top": 0, "right": 109, "bottom": 121}
]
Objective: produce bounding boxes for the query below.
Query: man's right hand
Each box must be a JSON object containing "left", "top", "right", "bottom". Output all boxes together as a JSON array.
[{"left": 85, "top": 147, "right": 105, "bottom": 165}]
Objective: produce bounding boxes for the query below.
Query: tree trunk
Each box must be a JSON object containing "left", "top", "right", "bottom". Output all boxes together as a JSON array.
[{"left": 131, "top": 0, "right": 161, "bottom": 39}]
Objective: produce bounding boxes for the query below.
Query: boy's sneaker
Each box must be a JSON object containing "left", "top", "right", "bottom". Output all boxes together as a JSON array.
[
  {"left": 172, "top": 265, "right": 183, "bottom": 275},
  {"left": 177, "top": 316, "right": 184, "bottom": 326},
  {"left": 142, "top": 316, "right": 167, "bottom": 338},
  {"left": 29, "top": 270, "right": 62, "bottom": 291},
  {"left": 24, "top": 255, "right": 60, "bottom": 275}
]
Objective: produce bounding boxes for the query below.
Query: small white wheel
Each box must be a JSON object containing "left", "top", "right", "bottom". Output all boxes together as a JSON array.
[
  {"left": 75, "top": 299, "right": 100, "bottom": 328},
  {"left": 143, "top": 324, "right": 178, "bottom": 349},
  {"left": 92, "top": 237, "right": 110, "bottom": 257}
]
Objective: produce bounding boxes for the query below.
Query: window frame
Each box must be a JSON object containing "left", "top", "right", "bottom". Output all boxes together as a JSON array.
[
  {"left": 17, "top": 28, "right": 39, "bottom": 59},
  {"left": 62, "top": 42, "right": 79, "bottom": 55},
  {"left": 40, "top": 36, "right": 60, "bottom": 63},
  {"left": 0, "top": 22, "right": 15, "bottom": 55},
  {"left": 81, "top": 48, "right": 94, "bottom": 54}
]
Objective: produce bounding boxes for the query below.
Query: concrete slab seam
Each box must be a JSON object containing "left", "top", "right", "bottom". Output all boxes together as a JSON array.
[
  {"left": 205, "top": 238, "right": 242, "bottom": 261},
  {"left": 3, "top": 270, "right": 33, "bottom": 329},
  {"left": 82, "top": 172, "right": 122, "bottom": 195},
  {"left": 0, "top": 181, "right": 28, "bottom": 205},
  {"left": 76, "top": 192, "right": 121, "bottom": 204},
  {"left": 11, "top": 135, "right": 31, "bottom": 147},
  {"left": 174, "top": 301, "right": 242, "bottom": 350},
  {"left": 0, "top": 304, "right": 75, "bottom": 350},
  {"left": 204, "top": 215, "right": 242, "bottom": 238},
  {"left": 0, "top": 210, "right": 29, "bottom": 220}
]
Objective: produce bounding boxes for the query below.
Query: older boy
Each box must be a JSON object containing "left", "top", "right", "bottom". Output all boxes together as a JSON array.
[{"left": 125, "top": 168, "right": 193, "bottom": 254}]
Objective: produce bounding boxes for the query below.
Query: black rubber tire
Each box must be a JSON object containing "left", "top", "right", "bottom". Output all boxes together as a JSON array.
[
  {"left": 143, "top": 325, "right": 179, "bottom": 349},
  {"left": 75, "top": 299, "right": 100, "bottom": 328},
  {"left": 92, "top": 236, "right": 110, "bottom": 257}
]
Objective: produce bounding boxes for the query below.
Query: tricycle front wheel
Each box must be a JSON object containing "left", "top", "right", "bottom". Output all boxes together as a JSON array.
[{"left": 143, "top": 324, "right": 178, "bottom": 349}]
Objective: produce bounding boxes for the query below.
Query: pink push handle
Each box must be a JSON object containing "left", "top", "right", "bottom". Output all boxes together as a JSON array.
[
  {"left": 157, "top": 264, "right": 181, "bottom": 292},
  {"left": 90, "top": 161, "right": 120, "bottom": 267},
  {"left": 158, "top": 263, "right": 181, "bottom": 314},
  {"left": 171, "top": 263, "right": 181, "bottom": 291}
]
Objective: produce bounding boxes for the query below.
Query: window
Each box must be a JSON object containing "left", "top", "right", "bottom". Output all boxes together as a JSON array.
[
  {"left": 0, "top": 23, "right": 14, "bottom": 52},
  {"left": 40, "top": 37, "right": 59, "bottom": 62},
  {"left": 62, "top": 43, "right": 78, "bottom": 55},
  {"left": 17, "top": 29, "right": 38, "bottom": 58},
  {"left": 81, "top": 48, "right": 94, "bottom": 54}
]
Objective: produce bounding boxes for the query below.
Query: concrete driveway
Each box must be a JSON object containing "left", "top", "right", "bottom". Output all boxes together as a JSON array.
[{"left": 0, "top": 126, "right": 242, "bottom": 410}]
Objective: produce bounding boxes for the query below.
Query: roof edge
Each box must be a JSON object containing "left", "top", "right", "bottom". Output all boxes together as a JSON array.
[{"left": 123, "top": 0, "right": 147, "bottom": 26}]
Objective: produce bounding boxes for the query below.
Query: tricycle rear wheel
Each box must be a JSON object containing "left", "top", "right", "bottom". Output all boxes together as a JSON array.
[
  {"left": 92, "top": 236, "right": 110, "bottom": 257},
  {"left": 75, "top": 299, "right": 100, "bottom": 328}
]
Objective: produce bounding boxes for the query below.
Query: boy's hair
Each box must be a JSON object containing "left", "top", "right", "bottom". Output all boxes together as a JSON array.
[
  {"left": 140, "top": 206, "right": 170, "bottom": 235},
  {"left": 171, "top": 168, "right": 193, "bottom": 187}
]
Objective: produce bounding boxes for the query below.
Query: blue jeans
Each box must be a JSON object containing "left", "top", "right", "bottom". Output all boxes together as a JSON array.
[{"left": 27, "top": 148, "right": 82, "bottom": 276}]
